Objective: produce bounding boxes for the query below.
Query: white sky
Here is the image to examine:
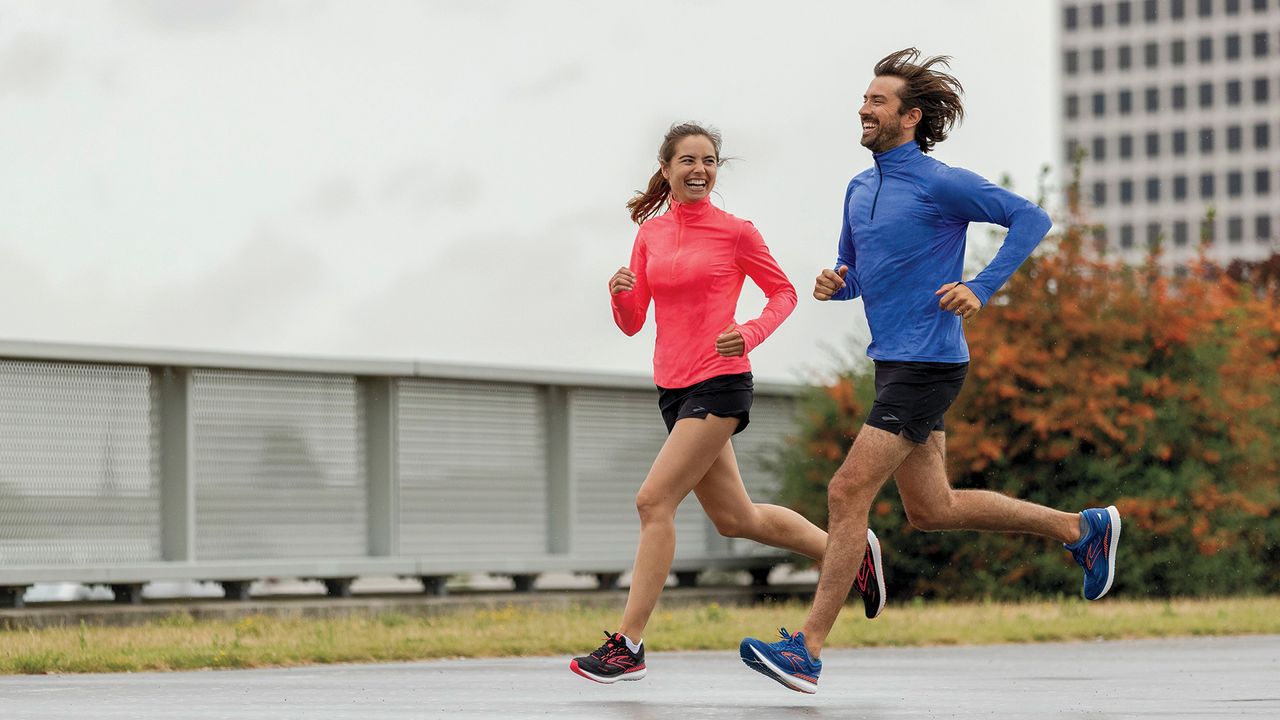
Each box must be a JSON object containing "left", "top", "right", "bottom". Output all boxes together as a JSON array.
[{"left": 0, "top": 0, "right": 1057, "bottom": 383}]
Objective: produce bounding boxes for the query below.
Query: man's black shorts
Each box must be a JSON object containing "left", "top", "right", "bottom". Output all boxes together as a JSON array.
[
  {"left": 864, "top": 361, "right": 968, "bottom": 444},
  {"left": 657, "top": 372, "right": 753, "bottom": 435}
]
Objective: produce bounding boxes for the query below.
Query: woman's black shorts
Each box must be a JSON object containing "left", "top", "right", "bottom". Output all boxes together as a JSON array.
[
  {"left": 657, "top": 372, "right": 753, "bottom": 435},
  {"left": 863, "top": 361, "right": 968, "bottom": 444}
]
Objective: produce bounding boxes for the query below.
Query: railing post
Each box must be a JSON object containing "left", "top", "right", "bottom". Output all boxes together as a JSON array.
[
  {"left": 545, "top": 385, "right": 573, "bottom": 555},
  {"left": 362, "top": 376, "right": 399, "bottom": 557},
  {"left": 157, "top": 366, "right": 195, "bottom": 562}
]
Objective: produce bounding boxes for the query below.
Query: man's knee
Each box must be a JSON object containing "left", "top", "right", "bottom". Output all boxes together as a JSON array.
[
  {"left": 903, "top": 495, "right": 955, "bottom": 532},
  {"left": 828, "top": 470, "right": 876, "bottom": 509}
]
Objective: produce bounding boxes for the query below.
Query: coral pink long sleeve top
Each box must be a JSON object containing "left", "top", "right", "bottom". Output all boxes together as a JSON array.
[{"left": 611, "top": 196, "right": 798, "bottom": 389}]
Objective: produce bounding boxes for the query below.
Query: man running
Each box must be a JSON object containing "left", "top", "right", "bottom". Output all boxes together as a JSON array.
[{"left": 739, "top": 48, "right": 1121, "bottom": 695}]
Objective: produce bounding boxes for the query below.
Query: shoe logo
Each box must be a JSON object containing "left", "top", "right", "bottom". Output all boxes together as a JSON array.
[
  {"left": 880, "top": 413, "right": 900, "bottom": 423},
  {"left": 690, "top": 406, "right": 706, "bottom": 413},
  {"left": 855, "top": 553, "right": 874, "bottom": 592},
  {"left": 1084, "top": 539, "right": 1104, "bottom": 570},
  {"left": 779, "top": 651, "right": 810, "bottom": 673}
]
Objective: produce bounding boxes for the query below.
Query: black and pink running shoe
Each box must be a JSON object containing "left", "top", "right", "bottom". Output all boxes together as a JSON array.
[
  {"left": 854, "top": 528, "right": 886, "bottom": 619},
  {"left": 569, "top": 631, "right": 646, "bottom": 684}
]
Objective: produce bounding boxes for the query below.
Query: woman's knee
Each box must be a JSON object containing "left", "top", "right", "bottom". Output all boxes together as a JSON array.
[
  {"left": 708, "top": 508, "right": 755, "bottom": 539},
  {"left": 634, "top": 488, "right": 677, "bottom": 525}
]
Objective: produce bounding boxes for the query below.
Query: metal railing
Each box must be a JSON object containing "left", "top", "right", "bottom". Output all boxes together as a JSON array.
[{"left": 0, "top": 340, "right": 800, "bottom": 607}]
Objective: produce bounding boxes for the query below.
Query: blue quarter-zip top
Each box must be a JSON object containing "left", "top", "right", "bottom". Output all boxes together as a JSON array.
[{"left": 830, "top": 140, "right": 1052, "bottom": 362}]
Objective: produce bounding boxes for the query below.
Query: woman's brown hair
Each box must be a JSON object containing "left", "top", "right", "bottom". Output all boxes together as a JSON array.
[
  {"left": 874, "top": 48, "right": 965, "bottom": 154},
  {"left": 626, "top": 122, "right": 723, "bottom": 224}
]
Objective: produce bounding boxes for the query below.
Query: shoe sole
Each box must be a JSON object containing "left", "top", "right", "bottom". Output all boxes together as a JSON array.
[
  {"left": 864, "top": 528, "right": 886, "bottom": 619},
  {"left": 569, "top": 659, "right": 646, "bottom": 684},
  {"left": 739, "top": 642, "right": 817, "bottom": 694},
  {"left": 1093, "top": 505, "right": 1121, "bottom": 600}
]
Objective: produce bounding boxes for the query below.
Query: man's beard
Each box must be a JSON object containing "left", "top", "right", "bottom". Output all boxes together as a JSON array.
[{"left": 862, "top": 114, "right": 905, "bottom": 154}]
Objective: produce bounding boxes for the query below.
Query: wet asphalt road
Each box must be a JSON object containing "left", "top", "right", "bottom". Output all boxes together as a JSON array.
[{"left": 2, "top": 635, "right": 1277, "bottom": 719}]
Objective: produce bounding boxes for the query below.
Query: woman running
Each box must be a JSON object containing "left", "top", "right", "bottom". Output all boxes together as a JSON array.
[{"left": 569, "top": 122, "right": 885, "bottom": 684}]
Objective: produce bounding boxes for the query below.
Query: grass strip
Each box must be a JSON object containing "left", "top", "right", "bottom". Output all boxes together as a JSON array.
[{"left": 2, "top": 596, "right": 1277, "bottom": 675}]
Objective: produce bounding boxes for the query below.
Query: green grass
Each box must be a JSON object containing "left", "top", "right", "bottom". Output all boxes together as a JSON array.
[{"left": 2, "top": 596, "right": 1277, "bottom": 674}]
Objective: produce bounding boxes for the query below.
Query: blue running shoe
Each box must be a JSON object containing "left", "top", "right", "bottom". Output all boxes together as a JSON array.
[
  {"left": 1064, "top": 505, "right": 1121, "bottom": 600},
  {"left": 739, "top": 628, "right": 821, "bottom": 694}
]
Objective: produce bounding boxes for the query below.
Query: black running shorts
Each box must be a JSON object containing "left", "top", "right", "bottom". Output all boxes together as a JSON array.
[
  {"left": 863, "top": 361, "right": 968, "bottom": 444},
  {"left": 657, "top": 372, "right": 753, "bottom": 435}
]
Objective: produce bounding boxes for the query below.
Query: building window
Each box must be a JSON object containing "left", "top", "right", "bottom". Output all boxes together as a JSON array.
[
  {"left": 1120, "top": 179, "right": 1135, "bottom": 204},
  {"left": 1228, "top": 216, "right": 1244, "bottom": 243},
  {"left": 1174, "top": 220, "right": 1190, "bottom": 246},
  {"left": 1256, "top": 123, "right": 1271, "bottom": 148},
  {"left": 1199, "top": 127, "right": 1214, "bottom": 152},
  {"left": 1198, "top": 0, "right": 1212, "bottom": 15},
  {"left": 1198, "top": 81, "right": 1213, "bottom": 107},
  {"left": 1093, "top": 92, "right": 1107, "bottom": 116},
  {"left": 1254, "top": 76, "right": 1270, "bottom": 103},
  {"left": 1092, "top": 136, "right": 1107, "bottom": 161},
  {"left": 1174, "top": 174, "right": 1189, "bottom": 199},
  {"left": 1258, "top": 215, "right": 1274, "bottom": 242},
  {"left": 1146, "top": 131, "right": 1161, "bottom": 156},
  {"left": 1147, "top": 223, "right": 1163, "bottom": 249},
  {"left": 1252, "top": 0, "right": 1267, "bottom": 10},
  {"left": 1172, "top": 129, "right": 1188, "bottom": 154},
  {"left": 1066, "top": 94, "right": 1080, "bottom": 118},
  {"left": 1198, "top": 36, "right": 1213, "bottom": 62},
  {"left": 1093, "top": 181, "right": 1107, "bottom": 206},
  {"left": 1147, "top": 177, "right": 1162, "bottom": 201},
  {"left": 1118, "top": 1, "right": 1134, "bottom": 23},
  {"left": 1201, "top": 217, "right": 1216, "bottom": 244},
  {"left": 1144, "top": 86, "right": 1160, "bottom": 111},
  {"left": 1066, "top": 138, "right": 1080, "bottom": 162},
  {"left": 1227, "top": 125, "right": 1243, "bottom": 150},
  {"left": 1227, "top": 79, "right": 1243, "bottom": 104},
  {"left": 1091, "top": 46, "right": 1106, "bottom": 72},
  {"left": 1172, "top": 83, "right": 1187, "bottom": 108},
  {"left": 1226, "top": 34, "right": 1242, "bottom": 60},
  {"left": 1120, "top": 224, "right": 1136, "bottom": 249},
  {"left": 1200, "top": 172, "right": 1216, "bottom": 198},
  {"left": 1092, "top": 2, "right": 1106, "bottom": 26},
  {"left": 1257, "top": 168, "right": 1272, "bottom": 195},
  {"left": 1093, "top": 227, "right": 1109, "bottom": 251},
  {"left": 1144, "top": 41, "right": 1160, "bottom": 66},
  {"left": 1064, "top": 50, "right": 1080, "bottom": 74},
  {"left": 1253, "top": 31, "right": 1269, "bottom": 56},
  {"left": 1226, "top": 0, "right": 1241, "bottom": 12},
  {"left": 1145, "top": 0, "right": 1160, "bottom": 20},
  {"left": 1171, "top": 39, "right": 1186, "bottom": 64},
  {"left": 1228, "top": 170, "right": 1244, "bottom": 196},
  {"left": 1119, "top": 133, "right": 1134, "bottom": 158},
  {"left": 1118, "top": 44, "right": 1133, "bottom": 69},
  {"left": 1065, "top": 4, "right": 1079, "bottom": 29},
  {"left": 1119, "top": 89, "right": 1133, "bottom": 114},
  {"left": 1172, "top": 0, "right": 1187, "bottom": 18}
]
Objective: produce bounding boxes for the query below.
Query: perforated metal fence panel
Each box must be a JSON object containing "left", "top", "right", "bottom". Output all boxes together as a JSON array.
[
  {"left": 191, "top": 370, "right": 367, "bottom": 560},
  {"left": 0, "top": 361, "right": 160, "bottom": 565},
  {"left": 569, "top": 388, "right": 708, "bottom": 561},
  {"left": 397, "top": 379, "right": 548, "bottom": 560}
]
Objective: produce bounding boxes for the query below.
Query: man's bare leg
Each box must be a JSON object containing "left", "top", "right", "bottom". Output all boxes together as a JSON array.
[
  {"left": 895, "top": 432, "right": 1081, "bottom": 543},
  {"left": 798, "top": 426, "right": 916, "bottom": 658}
]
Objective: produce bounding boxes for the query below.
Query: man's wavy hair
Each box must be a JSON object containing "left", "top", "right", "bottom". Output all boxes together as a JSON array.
[{"left": 874, "top": 48, "right": 965, "bottom": 154}]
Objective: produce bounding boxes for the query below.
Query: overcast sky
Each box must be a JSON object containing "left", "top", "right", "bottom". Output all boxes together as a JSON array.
[{"left": 0, "top": 0, "right": 1057, "bottom": 383}]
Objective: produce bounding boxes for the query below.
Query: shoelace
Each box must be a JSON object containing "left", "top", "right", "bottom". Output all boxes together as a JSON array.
[
  {"left": 589, "top": 631, "right": 623, "bottom": 660},
  {"left": 777, "top": 627, "right": 798, "bottom": 644}
]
